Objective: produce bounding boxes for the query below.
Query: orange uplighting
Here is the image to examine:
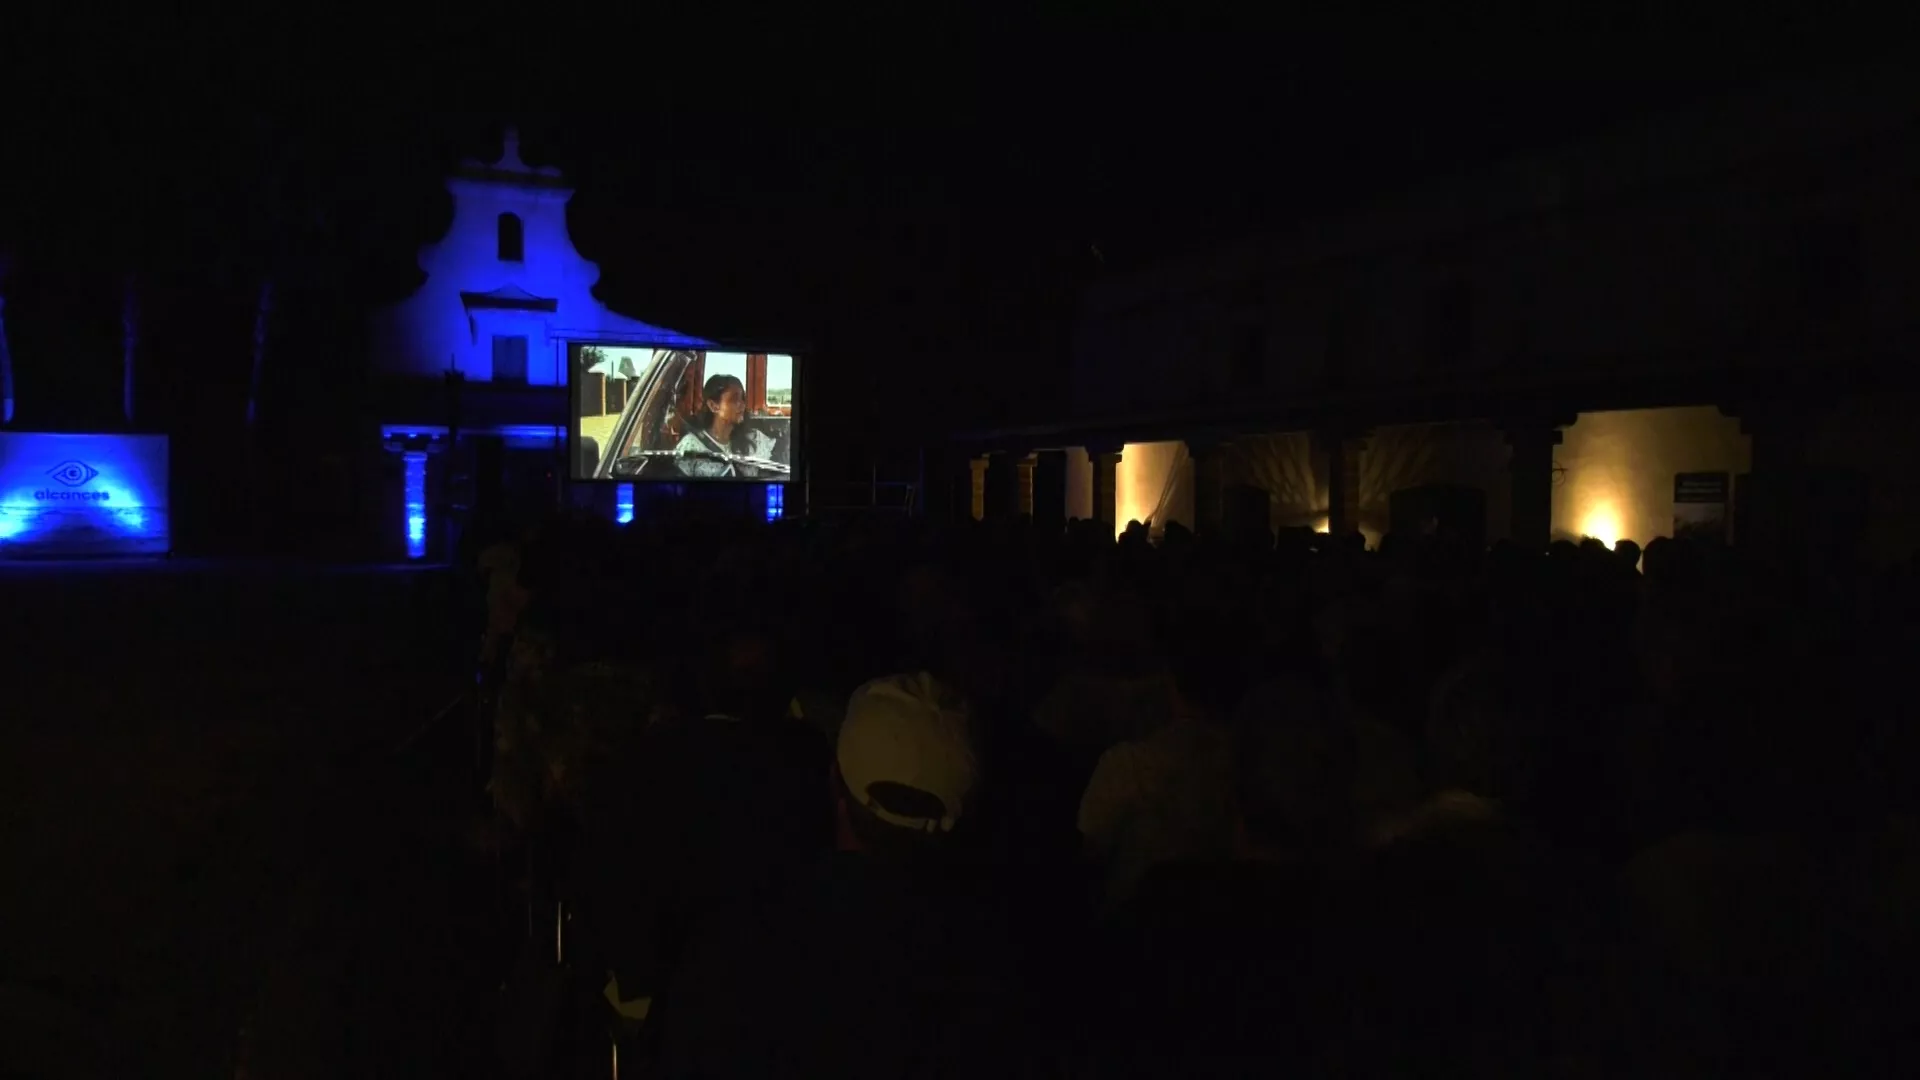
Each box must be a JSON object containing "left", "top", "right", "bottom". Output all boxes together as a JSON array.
[
  {"left": 1552, "top": 406, "right": 1753, "bottom": 550},
  {"left": 1578, "top": 502, "right": 1622, "bottom": 548},
  {"left": 1113, "top": 441, "right": 1184, "bottom": 538}
]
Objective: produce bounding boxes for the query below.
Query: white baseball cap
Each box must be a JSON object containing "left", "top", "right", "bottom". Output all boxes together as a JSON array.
[{"left": 835, "top": 672, "right": 976, "bottom": 833}]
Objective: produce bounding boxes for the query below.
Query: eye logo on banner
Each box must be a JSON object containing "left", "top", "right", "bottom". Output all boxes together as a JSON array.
[
  {"left": 48, "top": 461, "right": 100, "bottom": 487},
  {"left": 37, "top": 460, "right": 110, "bottom": 502}
]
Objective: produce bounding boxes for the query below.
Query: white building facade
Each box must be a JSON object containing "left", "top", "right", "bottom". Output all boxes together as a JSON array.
[
  {"left": 369, "top": 128, "right": 708, "bottom": 390},
  {"left": 366, "top": 129, "right": 714, "bottom": 558}
]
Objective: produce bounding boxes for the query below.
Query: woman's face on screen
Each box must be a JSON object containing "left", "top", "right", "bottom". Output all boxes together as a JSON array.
[{"left": 709, "top": 386, "right": 746, "bottom": 425}]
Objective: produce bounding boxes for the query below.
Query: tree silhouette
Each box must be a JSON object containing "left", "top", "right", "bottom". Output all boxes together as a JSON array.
[{"left": 0, "top": 252, "right": 13, "bottom": 425}]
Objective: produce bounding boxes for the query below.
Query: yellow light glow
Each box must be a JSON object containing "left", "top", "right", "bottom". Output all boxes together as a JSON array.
[
  {"left": 1312, "top": 516, "right": 1330, "bottom": 534},
  {"left": 1578, "top": 503, "right": 1622, "bottom": 548},
  {"left": 1113, "top": 441, "right": 1183, "bottom": 538}
]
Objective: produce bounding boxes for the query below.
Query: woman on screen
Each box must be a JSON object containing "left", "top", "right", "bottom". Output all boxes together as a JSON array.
[{"left": 675, "top": 373, "right": 781, "bottom": 479}]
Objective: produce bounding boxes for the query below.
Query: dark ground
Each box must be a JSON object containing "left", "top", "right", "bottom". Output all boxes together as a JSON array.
[{"left": 0, "top": 560, "right": 500, "bottom": 1079}]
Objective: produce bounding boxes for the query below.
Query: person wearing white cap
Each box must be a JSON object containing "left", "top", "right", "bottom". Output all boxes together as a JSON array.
[
  {"left": 833, "top": 671, "right": 978, "bottom": 847},
  {"left": 650, "top": 672, "right": 1013, "bottom": 1079}
]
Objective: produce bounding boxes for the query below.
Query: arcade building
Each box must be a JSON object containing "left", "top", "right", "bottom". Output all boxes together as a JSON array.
[{"left": 945, "top": 72, "right": 1920, "bottom": 567}]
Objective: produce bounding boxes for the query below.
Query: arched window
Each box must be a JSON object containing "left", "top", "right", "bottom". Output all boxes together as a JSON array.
[{"left": 497, "top": 213, "right": 524, "bottom": 262}]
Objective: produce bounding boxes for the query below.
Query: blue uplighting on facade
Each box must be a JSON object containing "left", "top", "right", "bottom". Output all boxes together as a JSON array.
[
  {"left": 367, "top": 128, "right": 713, "bottom": 387},
  {"left": 765, "top": 484, "right": 784, "bottom": 522},
  {"left": 0, "top": 432, "right": 170, "bottom": 557},
  {"left": 403, "top": 451, "right": 428, "bottom": 559},
  {"left": 615, "top": 483, "right": 634, "bottom": 524}
]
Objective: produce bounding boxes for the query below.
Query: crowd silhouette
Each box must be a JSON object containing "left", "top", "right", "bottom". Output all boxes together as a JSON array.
[{"left": 469, "top": 506, "right": 1920, "bottom": 1079}]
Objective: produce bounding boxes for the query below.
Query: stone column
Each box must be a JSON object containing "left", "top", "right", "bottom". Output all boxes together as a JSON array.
[
  {"left": 1031, "top": 449, "right": 1068, "bottom": 532},
  {"left": 1313, "top": 426, "right": 1371, "bottom": 538},
  {"left": 1189, "top": 438, "right": 1232, "bottom": 538},
  {"left": 1504, "top": 416, "right": 1569, "bottom": 551},
  {"left": 957, "top": 453, "right": 981, "bottom": 523},
  {"left": 1721, "top": 401, "right": 1817, "bottom": 557},
  {"left": 1727, "top": 402, "right": 1812, "bottom": 479},
  {"left": 983, "top": 451, "right": 1024, "bottom": 522},
  {"left": 1088, "top": 443, "right": 1123, "bottom": 530},
  {"left": 473, "top": 435, "right": 504, "bottom": 527}
]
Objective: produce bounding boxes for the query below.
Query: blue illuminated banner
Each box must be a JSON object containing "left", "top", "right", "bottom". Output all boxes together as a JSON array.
[{"left": 0, "top": 432, "right": 170, "bottom": 557}]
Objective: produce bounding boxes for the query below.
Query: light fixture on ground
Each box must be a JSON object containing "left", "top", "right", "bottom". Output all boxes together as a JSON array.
[{"left": 403, "top": 452, "right": 428, "bottom": 560}]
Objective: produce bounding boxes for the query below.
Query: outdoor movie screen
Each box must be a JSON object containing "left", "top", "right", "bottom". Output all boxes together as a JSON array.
[{"left": 572, "top": 345, "right": 796, "bottom": 482}]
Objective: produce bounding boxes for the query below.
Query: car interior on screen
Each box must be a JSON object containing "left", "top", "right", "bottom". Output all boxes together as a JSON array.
[{"left": 575, "top": 347, "right": 795, "bottom": 481}]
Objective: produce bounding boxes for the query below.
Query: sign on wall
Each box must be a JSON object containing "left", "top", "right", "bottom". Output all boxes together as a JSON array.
[
  {"left": 0, "top": 432, "right": 171, "bottom": 557},
  {"left": 1673, "top": 471, "right": 1730, "bottom": 543}
]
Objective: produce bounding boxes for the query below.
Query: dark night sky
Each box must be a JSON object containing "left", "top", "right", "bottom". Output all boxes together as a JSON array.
[{"left": 0, "top": 8, "right": 1905, "bottom": 437}]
